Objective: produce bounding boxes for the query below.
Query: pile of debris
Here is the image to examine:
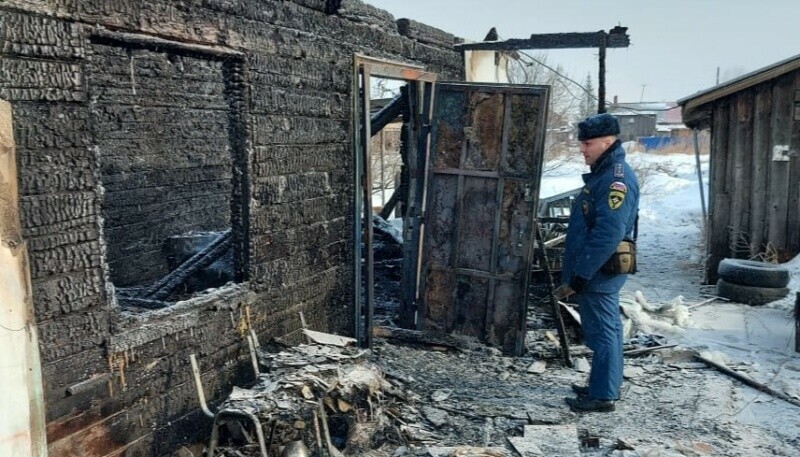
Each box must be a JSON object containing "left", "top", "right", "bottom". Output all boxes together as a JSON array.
[
  {"left": 206, "top": 327, "right": 548, "bottom": 457},
  {"left": 212, "top": 331, "right": 482, "bottom": 457}
]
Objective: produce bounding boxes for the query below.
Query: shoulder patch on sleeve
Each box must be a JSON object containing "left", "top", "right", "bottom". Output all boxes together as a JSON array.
[
  {"left": 610, "top": 181, "right": 628, "bottom": 193},
  {"left": 608, "top": 190, "right": 625, "bottom": 210},
  {"left": 614, "top": 163, "right": 624, "bottom": 178}
]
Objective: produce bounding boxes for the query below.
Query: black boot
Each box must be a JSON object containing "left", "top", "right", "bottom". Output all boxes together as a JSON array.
[
  {"left": 571, "top": 384, "right": 589, "bottom": 397},
  {"left": 564, "top": 396, "right": 615, "bottom": 412}
]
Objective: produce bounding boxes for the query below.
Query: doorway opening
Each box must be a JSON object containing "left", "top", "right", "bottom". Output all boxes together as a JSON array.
[{"left": 352, "top": 56, "right": 437, "bottom": 347}]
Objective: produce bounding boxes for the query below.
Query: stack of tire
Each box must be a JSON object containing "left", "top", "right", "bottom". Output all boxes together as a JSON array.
[{"left": 716, "top": 258, "right": 791, "bottom": 306}]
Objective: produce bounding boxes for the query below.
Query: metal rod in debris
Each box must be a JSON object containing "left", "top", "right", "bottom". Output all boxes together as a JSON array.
[
  {"left": 696, "top": 353, "right": 800, "bottom": 409},
  {"left": 533, "top": 219, "right": 572, "bottom": 367},
  {"left": 189, "top": 354, "right": 214, "bottom": 418}
]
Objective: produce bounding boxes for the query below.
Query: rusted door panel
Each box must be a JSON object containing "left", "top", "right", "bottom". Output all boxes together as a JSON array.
[
  {"left": 464, "top": 92, "right": 504, "bottom": 170},
  {"left": 457, "top": 177, "right": 496, "bottom": 271},
  {"left": 454, "top": 276, "right": 490, "bottom": 337},
  {"left": 433, "top": 90, "right": 467, "bottom": 169},
  {"left": 426, "top": 175, "right": 459, "bottom": 266},
  {"left": 423, "top": 268, "right": 455, "bottom": 328},
  {"left": 505, "top": 94, "right": 545, "bottom": 174},
  {"left": 498, "top": 180, "right": 531, "bottom": 274},
  {"left": 419, "top": 82, "right": 549, "bottom": 355}
]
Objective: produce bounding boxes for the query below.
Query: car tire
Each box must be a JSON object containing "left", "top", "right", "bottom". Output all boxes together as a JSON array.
[
  {"left": 717, "top": 258, "right": 790, "bottom": 288},
  {"left": 716, "top": 279, "right": 790, "bottom": 306}
]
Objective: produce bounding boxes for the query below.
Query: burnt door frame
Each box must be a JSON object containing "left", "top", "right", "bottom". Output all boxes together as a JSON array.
[
  {"left": 416, "top": 82, "right": 550, "bottom": 355},
  {"left": 351, "top": 55, "right": 437, "bottom": 347}
]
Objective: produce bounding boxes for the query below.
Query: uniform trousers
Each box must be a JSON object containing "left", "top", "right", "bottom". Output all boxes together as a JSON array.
[{"left": 578, "top": 290, "right": 624, "bottom": 400}]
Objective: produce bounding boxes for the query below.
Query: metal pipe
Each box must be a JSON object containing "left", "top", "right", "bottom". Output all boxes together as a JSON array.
[{"left": 189, "top": 354, "right": 214, "bottom": 418}]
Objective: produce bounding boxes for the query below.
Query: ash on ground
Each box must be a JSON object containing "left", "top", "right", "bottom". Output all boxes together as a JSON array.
[{"left": 208, "top": 326, "right": 798, "bottom": 457}]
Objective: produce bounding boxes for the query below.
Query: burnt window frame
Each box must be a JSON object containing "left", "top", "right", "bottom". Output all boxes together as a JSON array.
[{"left": 87, "top": 28, "right": 252, "bottom": 308}]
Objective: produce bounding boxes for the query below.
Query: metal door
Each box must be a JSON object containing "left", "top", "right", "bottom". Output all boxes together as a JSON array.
[{"left": 417, "top": 82, "right": 549, "bottom": 355}]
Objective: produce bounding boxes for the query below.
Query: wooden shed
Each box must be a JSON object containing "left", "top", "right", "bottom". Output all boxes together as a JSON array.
[{"left": 678, "top": 54, "right": 800, "bottom": 282}]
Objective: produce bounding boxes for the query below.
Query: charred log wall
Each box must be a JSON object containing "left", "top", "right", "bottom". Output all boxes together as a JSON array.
[{"left": 0, "top": 1, "right": 462, "bottom": 455}]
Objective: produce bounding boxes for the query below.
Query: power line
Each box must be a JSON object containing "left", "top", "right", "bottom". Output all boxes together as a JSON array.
[
  {"left": 512, "top": 50, "right": 676, "bottom": 113},
  {"left": 518, "top": 50, "right": 595, "bottom": 100}
]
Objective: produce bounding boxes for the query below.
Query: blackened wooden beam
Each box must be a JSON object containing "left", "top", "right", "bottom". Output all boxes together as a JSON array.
[
  {"left": 379, "top": 188, "right": 400, "bottom": 220},
  {"left": 138, "top": 229, "right": 232, "bottom": 301},
  {"left": 371, "top": 93, "right": 406, "bottom": 135},
  {"left": 598, "top": 33, "right": 607, "bottom": 113},
  {"left": 454, "top": 27, "right": 629, "bottom": 51}
]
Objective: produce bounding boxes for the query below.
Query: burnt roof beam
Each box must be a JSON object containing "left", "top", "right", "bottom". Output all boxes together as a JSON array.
[{"left": 454, "top": 28, "right": 630, "bottom": 52}]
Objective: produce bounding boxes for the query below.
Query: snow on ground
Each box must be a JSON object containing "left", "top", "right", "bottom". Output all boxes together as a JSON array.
[{"left": 541, "top": 148, "right": 800, "bottom": 455}]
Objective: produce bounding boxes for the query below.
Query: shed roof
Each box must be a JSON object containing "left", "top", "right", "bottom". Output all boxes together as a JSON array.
[
  {"left": 678, "top": 53, "right": 800, "bottom": 127},
  {"left": 608, "top": 102, "right": 682, "bottom": 124}
]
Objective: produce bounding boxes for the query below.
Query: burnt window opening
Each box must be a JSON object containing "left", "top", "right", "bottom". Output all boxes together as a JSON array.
[{"left": 87, "top": 36, "right": 249, "bottom": 311}]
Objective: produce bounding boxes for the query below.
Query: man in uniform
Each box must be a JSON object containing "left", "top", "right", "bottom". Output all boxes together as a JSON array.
[{"left": 555, "top": 113, "right": 640, "bottom": 412}]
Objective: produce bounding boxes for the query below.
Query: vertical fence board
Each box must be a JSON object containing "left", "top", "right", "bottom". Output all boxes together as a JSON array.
[
  {"left": 766, "top": 74, "right": 794, "bottom": 256},
  {"left": 706, "top": 99, "right": 731, "bottom": 282}
]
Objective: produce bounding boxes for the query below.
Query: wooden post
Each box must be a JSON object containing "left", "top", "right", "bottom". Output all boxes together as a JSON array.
[
  {"left": 362, "top": 67, "right": 375, "bottom": 349},
  {"left": 749, "top": 85, "right": 773, "bottom": 256},
  {"left": 767, "top": 74, "right": 794, "bottom": 254},
  {"left": 0, "top": 101, "right": 48, "bottom": 456},
  {"left": 729, "top": 92, "right": 754, "bottom": 256},
  {"left": 693, "top": 129, "right": 707, "bottom": 226},
  {"left": 597, "top": 31, "right": 607, "bottom": 114},
  {"left": 706, "top": 100, "right": 731, "bottom": 283}
]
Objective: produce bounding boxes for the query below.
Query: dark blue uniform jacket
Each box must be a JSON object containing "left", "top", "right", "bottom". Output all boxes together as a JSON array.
[{"left": 562, "top": 141, "right": 640, "bottom": 294}]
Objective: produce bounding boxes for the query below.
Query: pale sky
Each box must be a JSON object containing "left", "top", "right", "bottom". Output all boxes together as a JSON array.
[{"left": 364, "top": 0, "right": 800, "bottom": 103}]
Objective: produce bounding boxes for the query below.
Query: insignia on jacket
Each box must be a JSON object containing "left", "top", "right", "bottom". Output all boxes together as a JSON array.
[
  {"left": 608, "top": 190, "right": 625, "bottom": 209},
  {"left": 614, "top": 163, "right": 624, "bottom": 178},
  {"left": 582, "top": 187, "right": 590, "bottom": 195},
  {"left": 610, "top": 181, "right": 627, "bottom": 193},
  {"left": 581, "top": 201, "right": 590, "bottom": 215}
]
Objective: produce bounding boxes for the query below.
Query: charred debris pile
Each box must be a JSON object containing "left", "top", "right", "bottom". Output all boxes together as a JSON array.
[{"left": 204, "top": 328, "right": 573, "bottom": 457}]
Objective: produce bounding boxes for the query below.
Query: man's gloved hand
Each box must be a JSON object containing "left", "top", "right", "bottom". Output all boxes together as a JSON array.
[
  {"left": 569, "top": 276, "right": 588, "bottom": 295},
  {"left": 552, "top": 284, "right": 575, "bottom": 300}
]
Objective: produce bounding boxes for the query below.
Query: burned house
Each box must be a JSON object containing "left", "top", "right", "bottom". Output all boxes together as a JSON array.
[
  {"left": 678, "top": 53, "right": 800, "bottom": 282},
  {"left": 0, "top": 0, "right": 562, "bottom": 454},
  {"left": 0, "top": 1, "right": 467, "bottom": 454}
]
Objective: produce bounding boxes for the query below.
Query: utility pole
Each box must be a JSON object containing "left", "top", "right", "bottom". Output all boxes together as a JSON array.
[
  {"left": 640, "top": 84, "right": 647, "bottom": 102},
  {"left": 455, "top": 26, "right": 631, "bottom": 115}
]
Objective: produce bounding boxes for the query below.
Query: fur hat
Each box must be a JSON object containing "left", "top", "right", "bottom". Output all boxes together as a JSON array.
[{"left": 577, "top": 113, "right": 620, "bottom": 141}]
